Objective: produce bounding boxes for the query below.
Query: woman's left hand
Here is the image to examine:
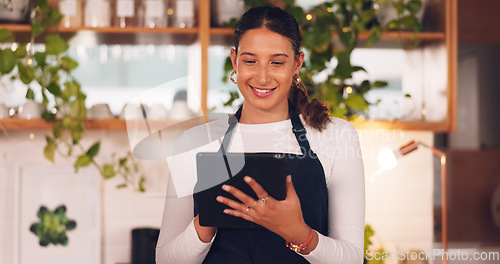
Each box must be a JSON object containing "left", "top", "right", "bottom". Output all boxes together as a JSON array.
[{"left": 216, "top": 175, "right": 311, "bottom": 244}]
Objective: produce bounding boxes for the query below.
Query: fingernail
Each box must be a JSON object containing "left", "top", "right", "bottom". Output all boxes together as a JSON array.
[
  {"left": 222, "top": 185, "right": 230, "bottom": 191},
  {"left": 244, "top": 176, "right": 251, "bottom": 183},
  {"left": 223, "top": 209, "right": 230, "bottom": 214},
  {"left": 216, "top": 196, "right": 223, "bottom": 202},
  {"left": 287, "top": 175, "right": 292, "bottom": 183}
]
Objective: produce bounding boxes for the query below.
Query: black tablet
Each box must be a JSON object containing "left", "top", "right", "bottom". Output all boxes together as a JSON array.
[{"left": 194, "top": 152, "right": 288, "bottom": 228}]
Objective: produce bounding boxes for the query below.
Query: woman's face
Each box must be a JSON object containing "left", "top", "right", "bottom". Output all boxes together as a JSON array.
[{"left": 231, "top": 27, "right": 304, "bottom": 115}]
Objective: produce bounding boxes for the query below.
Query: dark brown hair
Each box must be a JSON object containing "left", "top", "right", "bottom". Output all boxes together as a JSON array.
[{"left": 234, "top": 6, "right": 331, "bottom": 131}]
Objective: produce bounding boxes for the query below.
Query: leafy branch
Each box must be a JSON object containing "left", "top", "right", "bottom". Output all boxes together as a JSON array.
[{"left": 0, "top": 0, "right": 145, "bottom": 191}]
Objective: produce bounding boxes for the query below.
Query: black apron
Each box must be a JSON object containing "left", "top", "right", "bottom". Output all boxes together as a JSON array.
[{"left": 199, "top": 103, "right": 329, "bottom": 264}]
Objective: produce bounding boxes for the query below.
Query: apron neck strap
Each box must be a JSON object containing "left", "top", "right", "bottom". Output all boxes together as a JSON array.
[{"left": 218, "top": 102, "right": 312, "bottom": 156}]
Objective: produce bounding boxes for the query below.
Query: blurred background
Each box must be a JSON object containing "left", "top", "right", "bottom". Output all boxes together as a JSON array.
[{"left": 0, "top": 0, "right": 499, "bottom": 263}]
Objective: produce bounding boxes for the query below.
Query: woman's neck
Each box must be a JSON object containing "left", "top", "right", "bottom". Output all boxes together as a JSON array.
[{"left": 238, "top": 103, "right": 290, "bottom": 124}]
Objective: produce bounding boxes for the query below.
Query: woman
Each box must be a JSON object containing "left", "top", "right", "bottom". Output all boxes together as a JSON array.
[{"left": 156, "top": 6, "right": 365, "bottom": 264}]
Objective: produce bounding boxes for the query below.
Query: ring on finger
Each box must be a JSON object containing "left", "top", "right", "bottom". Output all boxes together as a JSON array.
[
  {"left": 260, "top": 196, "right": 269, "bottom": 204},
  {"left": 245, "top": 206, "right": 250, "bottom": 214}
]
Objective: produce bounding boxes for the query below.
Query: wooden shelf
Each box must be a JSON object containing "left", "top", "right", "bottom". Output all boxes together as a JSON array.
[
  {"left": 0, "top": 118, "right": 126, "bottom": 130},
  {"left": 1, "top": 24, "right": 199, "bottom": 34},
  {"left": 211, "top": 27, "right": 445, "bottom": 41},
  {"left": 3, "top": 24, "right": 199, "bottom": 45},
  {"left": 1, "top": 118, "right": 450, "bottom": 132}
]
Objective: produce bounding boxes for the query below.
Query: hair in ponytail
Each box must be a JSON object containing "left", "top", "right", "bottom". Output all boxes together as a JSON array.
[
  {"left": 288, "top": 78, "right": 331, "bottom": 131},
  {"left": 235, "top": 6, "right": 331, "bottom": 131}
]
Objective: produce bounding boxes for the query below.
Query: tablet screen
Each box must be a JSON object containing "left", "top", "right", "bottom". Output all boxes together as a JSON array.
[{"left": 194, "top": 152, "right": 288, "bottom": 228}]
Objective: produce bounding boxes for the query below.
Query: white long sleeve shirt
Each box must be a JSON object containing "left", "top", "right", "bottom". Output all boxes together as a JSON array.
[{"left": 156, "top": 115, "right": 365, "bottom": 264}]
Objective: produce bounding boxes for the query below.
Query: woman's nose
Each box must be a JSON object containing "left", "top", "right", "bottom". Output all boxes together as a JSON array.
[{"left": 256, "top": 65, "right": 271, "bottom": 85}]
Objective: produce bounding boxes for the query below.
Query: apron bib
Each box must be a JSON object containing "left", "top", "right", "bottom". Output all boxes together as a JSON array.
[{"left": 199, "top": 104, "right": 329, "bottom": 264}]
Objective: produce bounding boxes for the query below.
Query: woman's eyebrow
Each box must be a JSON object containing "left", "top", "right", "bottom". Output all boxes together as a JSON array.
[{"left": 239, "top": 52, "right": 289, "bottom": 58}]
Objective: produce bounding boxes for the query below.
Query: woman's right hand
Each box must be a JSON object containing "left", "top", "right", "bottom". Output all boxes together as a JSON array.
[{"left": 194, "top": 215, "right": 217, "bottom": 243}]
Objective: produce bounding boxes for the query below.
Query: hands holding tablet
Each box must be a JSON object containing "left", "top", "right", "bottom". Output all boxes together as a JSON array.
[{"left": 216, "top": 175, "right": 319, "bottom": 254}]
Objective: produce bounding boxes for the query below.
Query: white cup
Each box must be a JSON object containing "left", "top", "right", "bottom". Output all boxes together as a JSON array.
[
  {"left": 87, "top": 103, "right": 113, "bottom": 119},
  {"left": 17, "top": 100, "right": 43, "bottom": 119}
]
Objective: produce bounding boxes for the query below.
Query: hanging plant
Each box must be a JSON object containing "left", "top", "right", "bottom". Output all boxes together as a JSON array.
[
  {"left": 222, "top": 0, "right": 422, "bottom": 120},
  {"left": 0, "top": 0, "right": 145, "bottom": 191}
]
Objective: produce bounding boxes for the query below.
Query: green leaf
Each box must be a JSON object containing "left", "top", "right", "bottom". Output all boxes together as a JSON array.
[
  {"left": 345, "top": 93, "right": 369, "bottom": 110},
  {"left": 352, "top": 66, "right": 366, "bottom": 73},
  {"left": 116, "top": 184, "right": 127, "bottom": 189},
  {"left": 334, "top": 51, "right": 353, "bottom": 80},
  {"left": 360, "top": 9, "right": 375, "bottom": 25},
  {"left": 392, "top": 2, "right": 406, "bottom": 14},
  {"left": 0, "top": 29, "right": 12, "bottom": 42},
  {"left": 62, "top": 116, "right": 73, "bottom": 129},
  {"left": 14, "top": 44, "right": 27, "bottom": 58},
  {"left": 74, "top": 154, "right": 92, "bottom": 170},
  {"left": 224, "top": 56, "right": 233, "bottom": 72},
  {"left": 71, "top": 130, "right": 82, "bottom": 144},
  {"left": 45, "top": 35, "right": 69, "bottom": 55},
  {"left": 119, "top": 157, "right": 127, "bottom": 166},
  {"left": 46, "top": 82, "right": 62, "bottom": 97},
  {"left": 70, "top": 99, "right": 86, "bottom": 119},
  {"left": 34, "top": 52, "right": 47, "bottom": 67},
  {"left": 31, "top": 22, "right": 44, "bottom": 36},
  {"left": 303, "top": 30, "right": 331, "bottom": 53},
  {"left": 330, "top": 105, "right": 348, "bottom": 118},
  {"left": 62, "top": 81, "right": 80, "bottom": 100},
  {"left": 0, "top": 49, "right": 17, "bottom": 74},
  {"left": 86, "top": 142, "right": 100, "bottom": 158},
  {"left": 138, "top": 177, "right": 146, "bottom": 192},
  {"left": 53, "top": 122, "right": 63, "bottom": 138},
  {"left": 400, "top": 15, "right": 422, "bottom": 31},
  {"left": 17, "top": 62, "right": 35, "bottom": 84},
  {"left": 61, "top": 56, "right": 78, "bottom": 71},
  {"left": 373, "top": 80, "right": 388, "bottom": 88},
  {"left": 42, "top": 109, "right": 56, "bottom": 122},
  {"left": 406, "top": 0, "right": 422, "bottom": 14},
  {"left": 366, "top": 27, "right": 382, "bottom": 47},
  {"left": 26, "top": 88, "right": 35, "bottom": 100},
  {"left": 44, "top": 136, "right": 57, "bottom": 162},
  {"left": 102, "top": 164, "right": 116, "bottom": 179}
]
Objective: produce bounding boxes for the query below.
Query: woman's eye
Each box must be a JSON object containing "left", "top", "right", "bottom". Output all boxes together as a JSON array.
[
  {"left": 243, "top": 60, "right": 256, "bottom": 64},
  {"left": 271, "top": 61, "right": 284, "bottom": 66}
]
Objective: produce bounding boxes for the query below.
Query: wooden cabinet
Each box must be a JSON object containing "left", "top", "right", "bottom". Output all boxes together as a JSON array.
[{"left": 0, "top": 0, "right": 457, "bottom": 132}]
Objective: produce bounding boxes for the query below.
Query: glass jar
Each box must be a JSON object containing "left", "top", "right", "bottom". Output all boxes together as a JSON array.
[
  {"left": 84, "top": 0, "right": 111, "bottom": 27},
  {"left": 59, "top": 0, "right": 83, "bottom": 27},
  {"left": 142, "top": 0, "right": 167, "bottom": 28},
  {"left": 114, "top": 0, "right": 137, "bottom": 28},
  {"left": 173, "top": 0, "right": 194, "bottom": 28}
]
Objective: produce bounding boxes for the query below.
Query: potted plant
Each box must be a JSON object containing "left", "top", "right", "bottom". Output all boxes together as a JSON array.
[{"left": 0, "top": 0, "right": 145, "bottom": 191}]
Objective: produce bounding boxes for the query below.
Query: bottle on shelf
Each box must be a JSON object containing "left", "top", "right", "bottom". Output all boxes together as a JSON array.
[
  {"left": 59, "top": 0, "right": 83, "bottom": 28},
  {"left": 113, "top": 0, "right": 137, "bottom": 28},
  {"left": 84, "top": 0, "right": 112, "bottom": 27},
  {"left": 173, "top": 0, "right": 195, "bottom": 28},
  {"left": 142, "top": 0, "right": 167, "bottom": 28}
]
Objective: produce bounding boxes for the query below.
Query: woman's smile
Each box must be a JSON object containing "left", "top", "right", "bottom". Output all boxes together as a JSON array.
[{"left": 250, "top": 85, "right": 277, "bottom": 98}]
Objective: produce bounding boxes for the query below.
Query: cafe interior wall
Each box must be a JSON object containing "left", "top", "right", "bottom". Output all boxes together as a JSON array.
[{"left": 0, "top": 42, "right": 436, "bottom": 263}]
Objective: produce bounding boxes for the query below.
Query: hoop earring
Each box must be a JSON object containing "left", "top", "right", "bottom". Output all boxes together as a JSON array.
[
  {"left": 230, "top": 71, "right": 237, "bottom": 84},
  {"left": 292, "top": 75, "right": 301, "bottom": 86}
]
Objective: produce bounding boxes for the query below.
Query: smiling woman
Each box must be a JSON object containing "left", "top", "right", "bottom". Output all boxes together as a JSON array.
[{"left": 156, "top": 6, "right": 365, "bottom": 264}]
